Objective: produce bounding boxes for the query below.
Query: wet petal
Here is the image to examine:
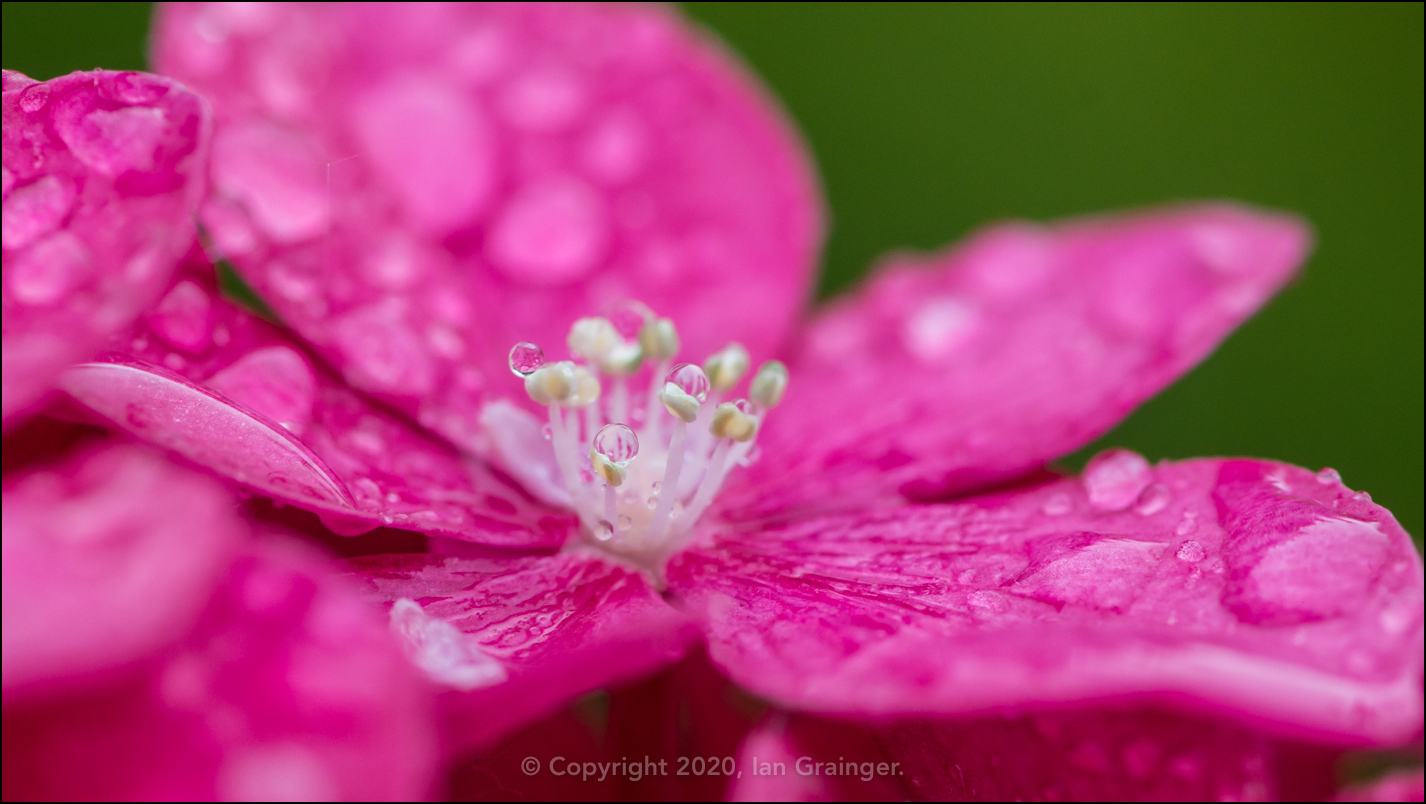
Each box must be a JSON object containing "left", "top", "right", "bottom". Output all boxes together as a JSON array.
[
  {"left": 62, "top": 253, "right": 575, "bottom": 549},
  {"left": 734, "top": 205, "right": 1309, "bottom": 520},
  {"left": 152, "top": 3, "right": 822, "bottom": 451},
  {"left": 670, "top": 458, "right": 1423, "bottom": 746},
  {"left": 2, "top": 70, "right": 209, "bottom": 426},
  {"left": 2, "top": 443, "right": 240, "bottom": 696},
  {"left": 730, "top": 708, "right": 1318, "bottom": 801},
  {"left": 2, "top": 538, "right": 438, "bottom": 800},
  {"left": 342, "top": 550, "right": 697, "bottom": 752}
]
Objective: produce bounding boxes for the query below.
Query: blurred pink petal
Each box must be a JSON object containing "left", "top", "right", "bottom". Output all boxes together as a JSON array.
[
  {"left": 342, "top": 551, "right": 697, "bottom": 752},
  {"left": 151, "top": 2, "right": 822, "bottom": 450},
  {"left": 62, "top": 251, "right": 575, "bottom": 548},
  {"left": 2, "top": 459, "right": 437, "bottom": 800},
  {"left": 2, "top": 69, "right": 209, "bottom": 426},
  {"left": 733, "top": 205, "right": 1310, "bottom": 520},
  {"left": 671, "top": 457, "right": 1424, "bottom": 746},
  {"left": 2, "top": 443, "right": 240, "bottom": 696}
]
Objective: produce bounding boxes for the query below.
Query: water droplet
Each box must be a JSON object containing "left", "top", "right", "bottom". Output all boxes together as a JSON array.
[
  {"left": 606, "top": 299, "right": 653, "bottom": 340},
  {"left": 902, "top": 296, "right": 975, "bottom": 361},
  {"left": 1082, "top": 449, "right": 1152, "bottom": 512},
  {"left": 381, "top": 512, "right": 394, "bottom": 525},
  {"left": 617, "top": 515, "right": 632, "bottom": 531},
  {"left": 665, "top": 363, "right": 710, "bottom": 402},
  {"left": 1317, "top": 467, "right": 1341, "bottom": 485},
  {"left": 646, "top": 495, "right": 658, "bottom": 509},
  {"left": 650, "top": 480, "right": 662, "bottom": 494},
  {"left": 592, "top": 423, "right": 638, "bottom": 464},
  {"left": 1134, "top": 483, "right": 1172, "bottom": 516},
  {"left": 1353, "top": 490, "right": 1372, "bottom": 502},
  {"left": 1176, "top": 540, "right": 1206, "bottom": 563},
  {"left": 488, "top": 177, "right": 607, "bottom": 284},
  {"left": 541, "top": 423, "right": 552, "bottom": 440},
  {"left": 595, "top": 520, "right": 614, "bottom": 541},
  {"left": 385, "top": 492, "right": 400, "bottom": 504},
  {"left": 1175, "top": 512, "right": 1198, "bottom": 536},
  {"left": 1012, "top": 535, "right": 1165, "bottom": 612},
  {"left": 508, "top": 342, "right": 545, "bottom": 376},
  {"left": 1042, "top": 493, "right": 1072, "bottom": 516}
]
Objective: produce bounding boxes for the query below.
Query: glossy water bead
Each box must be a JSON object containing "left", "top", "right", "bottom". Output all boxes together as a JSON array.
[
  {"left": 508, "top": 342, "right": 545, "bottom": 376},
  {"left": 593, "top": 423, "right": 639, "bottom": 465}
]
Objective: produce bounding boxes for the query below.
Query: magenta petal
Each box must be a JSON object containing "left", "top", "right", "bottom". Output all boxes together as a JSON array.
[
  {"left": 2, "top": 443, "right": 241, "bottom": 697},
  {"left": 2, "top": 70, "right": 209, "bottom": 427},
  {"left": 152, "top": 2, "right": 822, "bottom": 450},
  {"left": 3, "top": 537, "right": 438, "bottom": 800},
  {"left": 342, "top": 551, "right": 697, "bottom": 751},
  {"left": 62, "top": 255, "right": 575, "bottom": 548},
  {"left": 735, "top": 205, "right": 1310, "bottom": 520},
  {"left": 670, "top": 457, "right": 1423, "bottom": 745}
]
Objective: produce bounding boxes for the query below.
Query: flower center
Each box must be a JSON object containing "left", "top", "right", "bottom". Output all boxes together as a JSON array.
[{"left": 507, "top": 301, "right": 786, "bottom": 564}]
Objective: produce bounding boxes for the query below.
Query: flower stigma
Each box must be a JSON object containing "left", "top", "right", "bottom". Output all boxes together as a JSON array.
[{"left": 507, "top": 304, "right": 782, "bottom": 565}]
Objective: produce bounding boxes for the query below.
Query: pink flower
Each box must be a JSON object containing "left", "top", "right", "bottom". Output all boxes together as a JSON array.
[{"left": 3, "top": 3, "right": 1420, "bottom": 800}]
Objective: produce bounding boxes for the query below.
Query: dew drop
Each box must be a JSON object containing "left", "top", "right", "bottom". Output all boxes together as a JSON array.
[
  {"left": 1134, "top": 483, "right": 1172, "bottom": 516},
  {"left": 665, "top": 363, "right": 710, "bottom": 402},
  {"left": 595, "top": 520, "right": 615, "bottom": 541},
  {"left": 1175, "top": 512, "right": 1198, "bottom": 536},
  {"left": 385, "top": 492, "right": 400, "bottom": 503},
  {"left": 380, "top": 512, "right": 394, "bottom": 525},
  {"left": 1083, "top": 449, "right": 1152, "bottom": 512},
  {"left": 1316, "top": 467, "right": 1341, "bottom": 485},
  {"left": 592, "top": 423, "right": 639, "bottom": 464},
  {"left": 646, "top": 495, "right": 658, "bottom": 509},
  {"left": 1353, "top": 490, "right": 1372, "bottom": 502},
  {"left": 1042, "top": 493, "right": 1072, "bottom": 516},
  {"left": 606, "top": 299, "right": 653, "bottom": 340},
  {"left": 1176, "top": 540, "right": 1206, "bottom": 563},
  {"left": 650, "top": 480, "right": 662, "bottom": 494},
  {"left": 541, "top": 423, "right": 552, "bottom": 440},
  {"left": 617, "top": 514, "right": 632, "bottom": 532},
  {"left": 508, "top": 342, "right": 545, "bottom": 376}
]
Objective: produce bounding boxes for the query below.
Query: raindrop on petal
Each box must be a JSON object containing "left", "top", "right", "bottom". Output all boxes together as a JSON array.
[
  {"left": 592, "top": 423, "right": 639, "bottom": 464},
  {"left": 1134, "top": 483, "right": 1172, "bottom": 516},
  {"left": 1176, "top": 540, "right": 1206, "bottom": 563},
  {"left": 595, "top": 520, "right": 615, "bottom": 541}
]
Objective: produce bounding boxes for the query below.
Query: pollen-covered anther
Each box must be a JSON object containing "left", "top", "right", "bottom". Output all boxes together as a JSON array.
[
  {"left": 567, "top": 317, "right": 620, "bottom": 363},
  {"left": 704, "top": 343, "right": 750, "bottom": 392},
  {"left": 563, "top": 365, "right": 601, "bottom": 408},
  {"left": 639, "top": 317, "right": 680, "bottom": 361},
  {"left": 749, "top": 360, "right": 788, "bottom": 408},
  {"left": 524, "top": 361, "right": 576, "bottom": 405},
  {"left": 590, "top": 451, "right": 626, "bottom": 486},
  {"left": 710, "top": 401, "right": 758, "bottom": 442}
]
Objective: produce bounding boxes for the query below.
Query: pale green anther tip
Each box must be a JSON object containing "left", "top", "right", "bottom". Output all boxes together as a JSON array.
[
  {"left": 525, "top": 362, "right": 577, "bottom": 405},
  {"left": 749, "top": 360, "right": 788, "bottom": 408},
  {"left": 590, "top": 450, "right": 626, "bottom": 486},
  {"left": 639, "top": 318, "right": 680, "bottom": 361},
  {"left": 659, "top": 382, "right": 701, "bottom": 423},
  {"left": 561, "top": 366, "right": 602, "bottom": 408},
  {"left": 567, "top": 317, "right": 620, "bottom": 363},
  {"left": 704, "top": 342, "right": 750, "bottom": 392},
  {"left": 710, "top": 401, "right": 758, "bottom": 442},
  {"left": 600, "top": 341, "right": 644, "bottom": 377}
]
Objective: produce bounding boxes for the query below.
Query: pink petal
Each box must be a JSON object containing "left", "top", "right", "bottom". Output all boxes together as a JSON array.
[
  {"left": 2, "top": 443, "right": 241, "bottom": 697},
  {"left": 3, "top": 537, "right": 438, "bottom": 800},
  {"left": 151, "top": 2, "right": 822, "bottom": 451},
  {"left": 61, "top": 252, "right": 575, "bottom": 548},
  {"left": 2, "top": 70, "right": 209, "bottom": 427},
  {"left": 730, "top": 708, "right": 1321, "bottom": 801},
  {"left": 342, "top": 551, "right": 697, "bottom": 752},
  {"left": 732, "top": 205, "right": 1310, "bottom": 520},
  {"left": 670, "top": 457, "right": 1423, "bottom": 746}
]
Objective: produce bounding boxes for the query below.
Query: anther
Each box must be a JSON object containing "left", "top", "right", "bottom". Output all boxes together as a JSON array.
[
  {"left": 749, "top": 360, "right": 788, "bottom": 408},
  {"left": 567, "top": 317, "right": 620, "bottom": 364},
  {"left": 709, "top": 400, "right": 758, "bottom": 442},
  {"left": 703, "top": 343, "right": 750, "bottom": 392},
  {"left": 525, "top": 361, "right": 576, "bottom": 405},
  {"left": 639, "top": 318, "right": 680, "bottom": 361},
  {"left": 563, "top": 365, "right": 601, "bottom": 408},
  {"left": 659, "top": 363, "right": 708, "bottom": 423}
]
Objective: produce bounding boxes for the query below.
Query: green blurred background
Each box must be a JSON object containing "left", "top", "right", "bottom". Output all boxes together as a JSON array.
[{"left": 4, "top": 3, "right": 1422, "bottom": 542}]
